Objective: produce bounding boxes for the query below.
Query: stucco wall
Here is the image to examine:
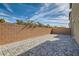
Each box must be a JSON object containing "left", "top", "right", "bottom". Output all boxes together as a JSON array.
[
  {"left": 51, "top": 27, "right": 71, "bottom": 35},
  {"left": 72, "top": 4, "right": 79, "bottom": 45},
  {"left": 0, "top": 23, "right": 51, "bottom": 45}
]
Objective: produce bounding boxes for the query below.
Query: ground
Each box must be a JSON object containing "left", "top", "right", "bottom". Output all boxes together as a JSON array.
[
  {"left": 18, "top": 34, "right": 79, "bottom": 56},
  {"left": 0, "top": 34, "right": 79, "bottom": 56}
]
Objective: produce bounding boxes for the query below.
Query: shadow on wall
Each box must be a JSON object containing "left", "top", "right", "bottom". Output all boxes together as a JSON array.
[
  {"left": 18, "top": 35, "right": 79, "bottom": 56},
  {"left": 50, "top": 27, "right": 71, "bottom": 35}
]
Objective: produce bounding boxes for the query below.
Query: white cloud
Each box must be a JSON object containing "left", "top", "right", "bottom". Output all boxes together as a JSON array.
[
  {"left": 0, "top": 3, "right": 69, "bottom": 27},
  {"left": 35, "top": 3, "right": 52, "bottom": 14},
  {"left": 29, "top": 3, "right": 69, "bottom": 27},
  {"left": 44, "top": 3, "right": 51, "bottom": 7},
  {"left": 55, "top": 15, "right": 69, "bottom": 20},
  {"left": 12, "top": 16, "right": 23, "bottom": 20},
  {"left": 0, "top": 12, "right": 10, "bottom": 16},
  {"left": 0, "top": 16, "right": 12, "bottom": 23},
  {"left": 30, "top": 3, "right": 69, "bottom": 21},
  {"left": 45, "top": 19, "right": 69, "bottom": 24},
  {"left": 0, "top": 12, "right": 21, "bottom": 22},
  {"left": 5, "top": 19, "right": 12, "bottom": 23},
  {"left": 34, "top": 17, "right": 69, "bottom": 24},
  {"left": 3, "top": 3, "right": 13, "bottom": 13}
]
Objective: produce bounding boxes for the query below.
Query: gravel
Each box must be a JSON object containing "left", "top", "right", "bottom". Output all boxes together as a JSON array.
[{"left": 18, "top": 34, "right": 79, "bottom": 56}]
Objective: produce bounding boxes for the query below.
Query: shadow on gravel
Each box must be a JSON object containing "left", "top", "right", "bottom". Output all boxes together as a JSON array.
[{"left": 18, "top": 35, "right": 79, "bottom": 56}]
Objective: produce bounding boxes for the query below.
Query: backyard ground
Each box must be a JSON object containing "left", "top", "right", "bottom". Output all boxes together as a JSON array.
[
  {"left": 0, "top": 34, "right": 79, "bottom": 56},
  {"left": 18, "top": 34, "right": 79, "bottom": 56},
  {"left": 0, "top": 23, "right": 78, "bottom": 56}
]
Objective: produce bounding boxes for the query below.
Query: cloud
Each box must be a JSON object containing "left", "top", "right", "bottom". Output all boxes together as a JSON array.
[
  {"left": 35, "top": 3, "right": 53, "bottom": 14},
  {"left": 3, "top": 3, "right": 13, "bottom": 13},
  {"left": 45, "top": 19, "right": 69, "bottom": 24},
  {"left": 0, "top": 12, "right": 26, "bottom": 23},
  {"left": 0, "top": 3, "right": 69, "bottom": 27},
  {"left": 54, "top": 15, "right": 69, "bottom": 20},
  {"left": 29, "top": 3, "right": 69, "bottom": 27},
  {"left": 44, "top": 3, "right": 51, "bottom": 7},
  {"left": 30, "top": 3, "right": 69, "bottom": 21},
  {"left": 0, "top": 15, "right": 12, "bottom": 23},
  {"left": 0, "top": 12, "right": 10, "bottom": 17},
  {"left": 0, "top": 9, "right": 26, "bottom": 20},
  {"left": 34, "top": 17, "right": 69, "bottom": 24},
  {"left": 5, "top": 19, "right": 12, "bottom": 23}
]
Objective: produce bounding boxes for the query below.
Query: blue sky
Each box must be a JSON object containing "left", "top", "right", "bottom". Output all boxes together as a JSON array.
[{"left": 0, "top": 3, "right": 69, "bottom": 27}]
